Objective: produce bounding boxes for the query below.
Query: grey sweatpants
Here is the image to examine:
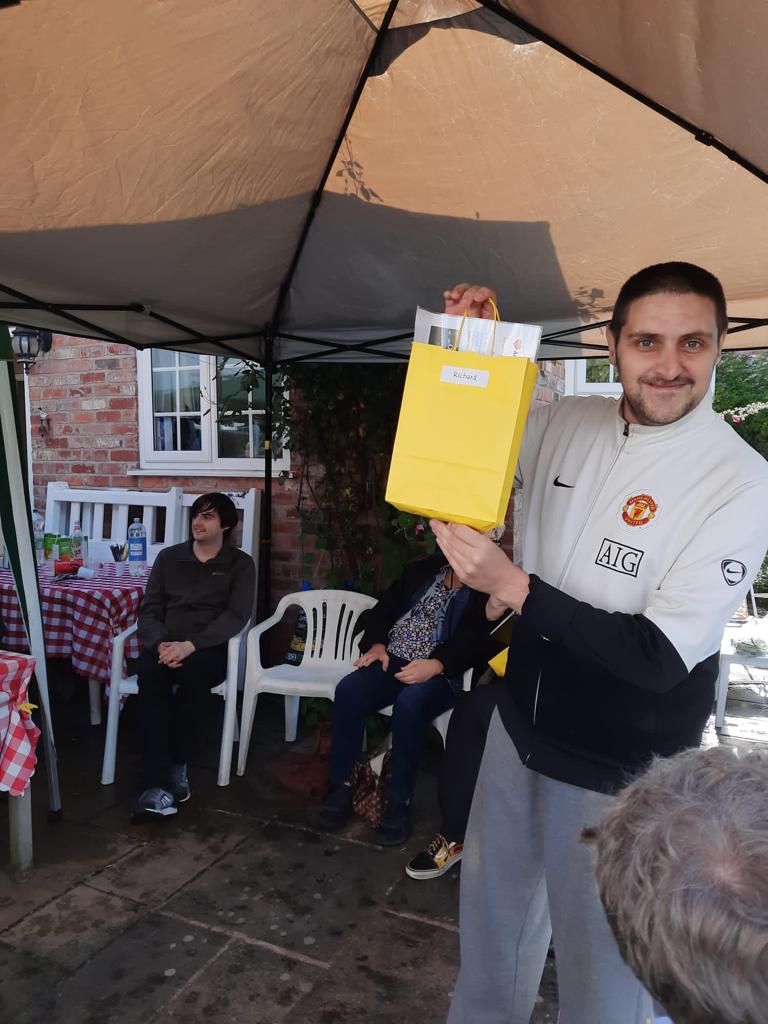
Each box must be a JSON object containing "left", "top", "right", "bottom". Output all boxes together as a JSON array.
[{"left": 447, "top": 710, "right": 653, "bottom": 1024}]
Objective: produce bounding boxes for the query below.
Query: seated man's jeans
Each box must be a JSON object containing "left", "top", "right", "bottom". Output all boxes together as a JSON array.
[
  {"left": 135, "top": 643, "right": 229, "bottom": 791},
  {"left": 330, "top": 654, "right": 456, "bottom": 805}
]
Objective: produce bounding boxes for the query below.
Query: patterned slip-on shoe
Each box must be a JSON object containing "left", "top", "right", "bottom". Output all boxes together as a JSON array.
[{"left": 405, "top": 833, "right": 463, "bottom": 880}]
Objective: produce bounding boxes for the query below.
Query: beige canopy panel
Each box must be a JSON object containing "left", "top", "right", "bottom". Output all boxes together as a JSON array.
[{"left": 1, "top": 0, "right": 767, "bottom": 363}]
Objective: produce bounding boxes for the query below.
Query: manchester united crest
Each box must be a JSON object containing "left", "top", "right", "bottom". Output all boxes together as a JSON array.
[{"left": 620, "top": 493, "right": 659, "bottom": 528}]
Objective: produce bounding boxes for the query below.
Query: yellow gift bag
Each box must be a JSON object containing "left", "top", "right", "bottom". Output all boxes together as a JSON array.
[{"left": 386, "top": 305, "right": 538, "bottom": 530}]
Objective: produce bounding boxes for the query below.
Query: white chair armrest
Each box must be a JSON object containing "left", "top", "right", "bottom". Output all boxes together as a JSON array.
[
  {"left": 226, "top": 623, "right": 248, "bottom": 682},
  {"left": 111, "top": 621, "right": 139, "bottom": 688},
  {"left": 245, "top": 610, "right": 284, "bottom": 675}
]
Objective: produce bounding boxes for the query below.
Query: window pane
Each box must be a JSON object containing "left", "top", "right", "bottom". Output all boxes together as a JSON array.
[
  {"left": 248, "top": 370, "right": 267, "bottom": 408},
  {"left": 216, "top": 357, "right": 271, "bottom": 409},
  {"left": 251, "top": 414, "right": 282, "bottom": 458},
  {"left": 151, "top": 349, "right": 176, "bottom": 369},
  {"left": 178, "top": 369, "right": 201, "bottom": 412},
  {"left": 154, "top": 416, "right": 177, "bottom": 451},
  {"left": 218, "top": 415, "right": 251, "bottom": 458},
  {"left": 179, "top": 352, "right": 199, "bottom": 367},
  {"left": 152, "top": 371, "right": 177, "bottom": 413},
  {"left": 217, "top": 359, "right": 250, "bottom": 412},
  {"left": 179, "top": 416, "right": 202, "bottom": 451},
  {"left": 585, "top": 358, "right": 611, "bottom": 383}
]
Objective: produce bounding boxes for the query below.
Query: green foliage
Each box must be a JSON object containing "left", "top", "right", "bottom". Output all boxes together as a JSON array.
[
  {"left": 301, "top": 696, "right": 332, "bottom": 729},
  {"left": 713, "top": 352, "right": 768, "bottom": 589},
  {"left": 713, "top": 352, "right": 768, "bottom": 413},
  {"left": 714, "top": 352, "right": 768, "bottom": 461},
  {"left": 755, "top": 555, "right": 768, "bottom": 593},
  {"left": 285, "top": 363, "right": 434, "bottom": 593}
]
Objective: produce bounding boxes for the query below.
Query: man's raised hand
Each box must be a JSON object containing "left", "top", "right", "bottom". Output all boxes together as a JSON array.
[
  {"left": 430, "top": 520, "right": 532, "bottom": 615},
  {"left": 443, "top": 283, "right": 498, "bottom": 319}
]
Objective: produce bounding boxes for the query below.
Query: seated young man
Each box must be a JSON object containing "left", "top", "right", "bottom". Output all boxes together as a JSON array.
[
  {"left": 318, "top": 551, "right": 494, "bottom": 845},
  {"left": 133, "top": 492, "right": 255, "bottom": 818}
]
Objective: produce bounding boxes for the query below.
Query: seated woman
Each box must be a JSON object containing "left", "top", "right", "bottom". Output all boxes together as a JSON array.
[{"left": 318, "top": 551, "right": 494, "bottom": 845}]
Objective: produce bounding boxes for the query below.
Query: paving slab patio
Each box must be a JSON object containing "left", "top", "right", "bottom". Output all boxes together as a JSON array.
[{"left": 2, "top": 658, "right": 765, "bottom": 1022}]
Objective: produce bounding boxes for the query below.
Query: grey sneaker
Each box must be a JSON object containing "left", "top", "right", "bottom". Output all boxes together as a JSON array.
[
  {"left": 170, "top": 764, "right": 191, "bottom": 803},
  {"left": 134, "top": 787, "right": 178, "bottom": 818}
]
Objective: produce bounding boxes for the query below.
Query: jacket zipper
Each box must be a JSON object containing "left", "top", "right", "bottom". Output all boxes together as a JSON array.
[
  {"left": 556, "top": 419, "right": 630, "bottom": 589},
  {"left": 530, "top": 669, "right": 542, "bottom": 731},
  {"left": 530, "top": 419, "right": 630, "bottom": 728}
]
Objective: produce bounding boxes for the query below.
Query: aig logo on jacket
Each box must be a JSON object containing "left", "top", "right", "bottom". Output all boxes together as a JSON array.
[
  {"left": 595, "top": 538, "right": 645, "bottom": 577},
  {"left": 619, "top": 492, "right": 660, "bottom": 529}
]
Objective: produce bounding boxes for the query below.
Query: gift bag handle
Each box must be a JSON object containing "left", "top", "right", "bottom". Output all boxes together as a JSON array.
[{"left": 452, "top": 296, "right": 501, "bottom": 355}]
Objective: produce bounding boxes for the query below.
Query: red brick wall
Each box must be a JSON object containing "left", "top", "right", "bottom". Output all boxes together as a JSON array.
[
  {"left": 27, "top": 335, "right": 565, "bottom": 601},
  {"left": 28, "top": 334, "right": 303, "bottom": 603}
]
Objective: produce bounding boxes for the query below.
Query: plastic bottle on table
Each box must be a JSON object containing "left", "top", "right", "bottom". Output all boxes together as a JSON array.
[
  {"left": 127, "top": 518, "right": 147, "bottom": 577},
  {"left": 32, "top": 509, "right": 45, "bottom": 565},
  {"left": 283, "top": 580, "right": 312, "bottom": 666},
  {"left": 71, "top": 521, "right": 83, "bottom": 561}
]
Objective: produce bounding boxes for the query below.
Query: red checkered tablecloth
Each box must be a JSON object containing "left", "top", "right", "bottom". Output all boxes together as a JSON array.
[
  {"left": 0, "top": 651, "right": 39, "bottom": 796},
  {"left": 0, "top": 563, "right": 148, "bottom": 685}
]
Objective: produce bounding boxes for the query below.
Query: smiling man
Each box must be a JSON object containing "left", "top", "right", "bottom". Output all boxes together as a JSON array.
[{"left": 433, "top": 264, "right": 768, "bottom": 1024}]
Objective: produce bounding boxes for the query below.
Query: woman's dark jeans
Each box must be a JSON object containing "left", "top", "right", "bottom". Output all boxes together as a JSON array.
[{"left": 330, "top": 653, "right": 456, "bottom": 805}]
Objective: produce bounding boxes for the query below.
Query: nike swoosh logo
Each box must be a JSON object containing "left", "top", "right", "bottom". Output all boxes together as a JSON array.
[{"left": 553, "top": 476, "right": 575, "bottom": 488}]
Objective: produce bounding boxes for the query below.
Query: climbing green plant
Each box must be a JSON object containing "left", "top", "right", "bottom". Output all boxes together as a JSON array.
[
  {"left": 714, "top": 352, "right": 768, "bottom": 598},
  {"left": 214, "top": 359, "right": 436, "bottom": 588},
  {"left": 285, "top": 363, "right": 434, "bottom": 593}
]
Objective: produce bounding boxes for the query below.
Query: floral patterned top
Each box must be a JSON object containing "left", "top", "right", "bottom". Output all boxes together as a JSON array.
[{"left": 387, "top": 565, "right": 460, "bottom": 663}]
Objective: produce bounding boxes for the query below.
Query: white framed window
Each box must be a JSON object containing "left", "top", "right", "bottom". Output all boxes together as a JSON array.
[
  {"left": 565, "top": 357, "right": 623, "bottom": 397},
  {"left": 137, "top": 351, "right": 289, "bottom": 474},
  {"left": 565, "top": 357, "right": 717, "bottom": 398}
]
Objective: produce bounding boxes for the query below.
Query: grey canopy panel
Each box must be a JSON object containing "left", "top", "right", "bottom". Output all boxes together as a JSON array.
[{"left": 1, "top": 0, "right": 767, "bottom": 361}]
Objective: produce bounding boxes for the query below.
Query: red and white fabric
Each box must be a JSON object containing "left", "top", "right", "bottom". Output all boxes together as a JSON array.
[
  {"left": 0, "top": 651, "right": 39, "bottom": 796},
  {"left": 0, "top": 563, "right": 148, "bottom": 685}
]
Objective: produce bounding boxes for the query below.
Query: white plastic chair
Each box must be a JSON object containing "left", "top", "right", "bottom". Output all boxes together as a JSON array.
[
  {"left": 100, "top": 622, "right": 246, "bottom": 787},
  {"left": 715, "top": 599, "right": 768, "bottom": 730},
  {"left": 98, "top": 490, "right": 260, "bottom": 780},
  {"left": 236, "top": 590, "right": 377, "bottom": 775},
  {"left": 379, "top": 666, "right": 473, "bottom": 746}
]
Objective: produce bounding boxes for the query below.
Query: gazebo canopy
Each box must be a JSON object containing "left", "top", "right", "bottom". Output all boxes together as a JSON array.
[{"left": 2, "top": 0, "right": 768, "bottom": 362}]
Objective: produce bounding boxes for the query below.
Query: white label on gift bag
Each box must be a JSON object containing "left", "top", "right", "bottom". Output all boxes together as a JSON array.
[{"left": 440, "top": 365, "right": 490, "bottom": 388}]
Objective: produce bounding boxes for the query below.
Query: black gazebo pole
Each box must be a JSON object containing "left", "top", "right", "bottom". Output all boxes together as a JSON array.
[{"left": 259, "top": 335, "right": 274, "bottom": 617}]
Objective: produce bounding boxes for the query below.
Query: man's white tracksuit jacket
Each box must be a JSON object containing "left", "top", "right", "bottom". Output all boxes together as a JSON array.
[{"left": 498, "top": 394, "right": 768, "bottom": 793}]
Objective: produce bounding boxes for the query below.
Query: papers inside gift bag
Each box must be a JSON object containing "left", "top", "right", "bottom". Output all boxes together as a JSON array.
[
  {"left": 386, "top": 307, "right": 540, "bottom": 531},
  {"left": 414, "top": 306, "right": 541, "bottom": 360}
]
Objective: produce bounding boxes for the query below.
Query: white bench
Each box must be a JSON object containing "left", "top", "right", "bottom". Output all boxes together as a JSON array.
[
  {"left": 43, "top": 483, "right": 260, "bottom": 728},
  {"left": 44, "top": 483, "right": 183, "bottom": 565},
  {"left": 44, "top": 481, "right": 259, "bottom": 564}
]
